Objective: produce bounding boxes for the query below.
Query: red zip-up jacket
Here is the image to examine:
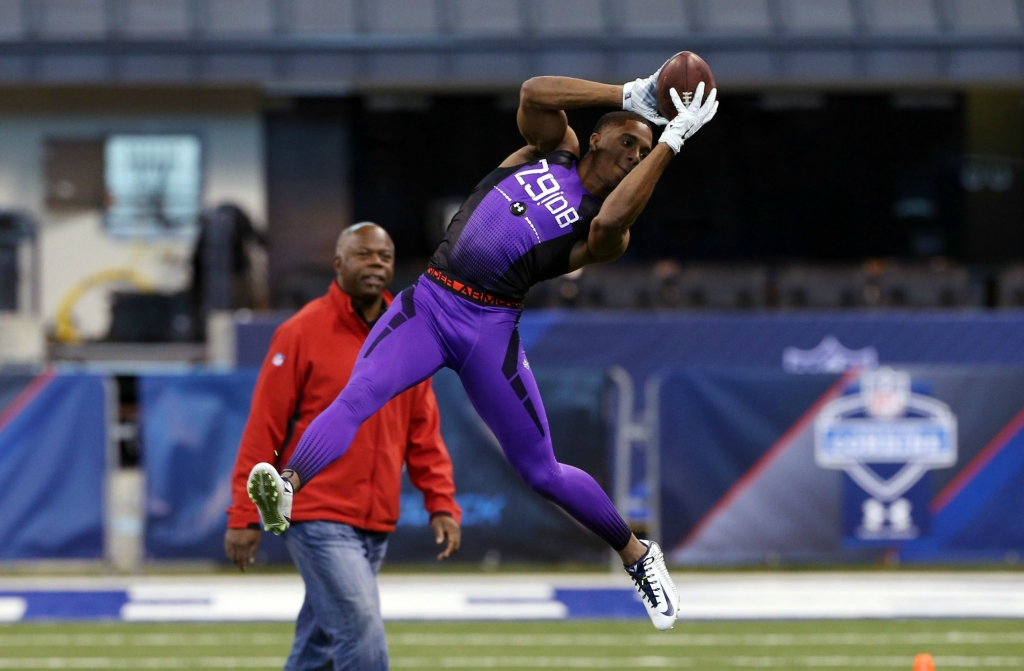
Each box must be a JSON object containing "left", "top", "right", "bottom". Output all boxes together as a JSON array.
[{"left": 227, "top": 281, "right": 461, "bottom": 531}]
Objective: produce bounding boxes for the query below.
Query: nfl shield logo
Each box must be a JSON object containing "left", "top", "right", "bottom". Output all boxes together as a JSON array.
[
  {"left": 862, "top": 368, "right": 910, "bottom": 420},
  {"left": 814, "top": 367, "right": 957, "bottom": 541}
]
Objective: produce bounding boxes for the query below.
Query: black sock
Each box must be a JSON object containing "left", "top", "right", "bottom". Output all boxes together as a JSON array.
[{"left": 625, "top": 541, "right": 652, "bottom": 571}]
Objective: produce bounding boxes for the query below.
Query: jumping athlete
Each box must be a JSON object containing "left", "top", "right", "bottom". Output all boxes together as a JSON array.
[{"left": 248, "top": 62, "right": 718, "bottom": 630}]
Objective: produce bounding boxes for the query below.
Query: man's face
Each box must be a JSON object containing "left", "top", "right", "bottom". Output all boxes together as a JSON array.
[
  {"left": 588, "top": 121, "right": 654, "bottom": 190},
  {"left": 334, "top": 226, "right": 395, "bottom": 302}
]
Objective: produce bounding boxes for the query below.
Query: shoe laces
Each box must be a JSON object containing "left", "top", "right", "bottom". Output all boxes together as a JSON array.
[{"left": 626, "top": 552, "right": 664, "bottom": 609}]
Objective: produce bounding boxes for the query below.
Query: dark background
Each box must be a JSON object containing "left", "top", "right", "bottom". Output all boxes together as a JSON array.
[{"left": 265, "top": 91, "right": 980, "bottom": 302}]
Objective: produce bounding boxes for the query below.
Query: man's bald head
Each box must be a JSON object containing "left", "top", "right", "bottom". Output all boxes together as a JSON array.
[
  {"left": 336, "top": 222, "right": 392, "bottom": 257},
  {"left": 333, "top": 222, "right": 395, "bottom": 309}
]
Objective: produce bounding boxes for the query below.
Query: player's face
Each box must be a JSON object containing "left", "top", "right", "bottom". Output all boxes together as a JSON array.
[
  {"left": 334, "top": 227, "right": 395, "bottom": 301},
  {"left": 590, "top": 121, "right": 654, "bottom": 189}
]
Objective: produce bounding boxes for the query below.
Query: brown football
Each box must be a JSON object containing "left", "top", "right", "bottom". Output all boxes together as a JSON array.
[{"left": 656, "top": 51, "right": 716, "bottom": 120}]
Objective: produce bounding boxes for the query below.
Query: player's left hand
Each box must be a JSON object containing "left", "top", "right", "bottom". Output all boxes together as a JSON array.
[
  {"left": 430, "top": 514, "right": 461, "bottom": 560},
  {"left": 658, "top": 83, "right": 719, "bottom": 154},
  {"left": 622, "top": 59, "right": 670, "bottom": 126}
]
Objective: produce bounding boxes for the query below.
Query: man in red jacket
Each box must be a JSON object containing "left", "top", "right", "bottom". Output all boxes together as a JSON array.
[{"left": 225, "top": 222, "right": 461, "bottom": 671}]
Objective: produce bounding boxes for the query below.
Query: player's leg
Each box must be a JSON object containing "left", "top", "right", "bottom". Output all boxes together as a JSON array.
[
  {"left": 283, "top": 521, "right": 389, "bottom": 671},
  {"left": 456, "top": 317, "right": 632, "bottom": 549},
  {"left": 288, "top": 282, "right": 445, "bottom": 486},
  {"left": 249, "top": 282, "right": 446, "bottom": 533},
  {"left": 456, "top": 317, "right": 680, "bottom": 630}
]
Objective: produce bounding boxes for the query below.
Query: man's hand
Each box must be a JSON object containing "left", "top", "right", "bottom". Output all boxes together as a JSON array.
[
  {"left": 430, "top": 515, "right": 461, "bottom": 560},
  {"left": 224, "top": 528, "right": 262, "bottom": 572},
  {"left": 658, "top": 82, "right": 719, "bottom": 155},
  {"left": 622, "top": 58, "right": 670, "bottom": 127}
]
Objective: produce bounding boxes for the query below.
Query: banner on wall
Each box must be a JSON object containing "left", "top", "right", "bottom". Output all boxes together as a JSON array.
[
  {"left": 141, "top": 311, "right": 1024, "bottom": 566},
  {"left": 139, "top": 367, "right": 610, "bottom": 564},
  {"left": 662, "top": 366, "right": 1024, "bottom": 565},
  {"left": 140, "top": 371, "right": 290, "bottom": 563},
  {"left": 0, "top": 371, "right": 107, "bottom": 559},
  {"left": 814, "top": 367, "right": 957, "bottom": 543},
  {"left": 386, "top": 368, "right": 608, "bottom": 564}
]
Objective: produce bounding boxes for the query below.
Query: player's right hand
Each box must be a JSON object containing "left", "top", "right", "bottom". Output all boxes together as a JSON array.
[
  {"left": 622, "top": 60, "right": 670, "bottom": 126},
  {"left": 225, "top": 527, "right": 262, "bottom": 572},
  {"left": 658, "top": 82, "right": 719, "bottom": 154}
]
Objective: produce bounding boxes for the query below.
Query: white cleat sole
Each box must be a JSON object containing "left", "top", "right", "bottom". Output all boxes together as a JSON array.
[{"left": 247, "top": 463, "right": 290, "bottom": 535}]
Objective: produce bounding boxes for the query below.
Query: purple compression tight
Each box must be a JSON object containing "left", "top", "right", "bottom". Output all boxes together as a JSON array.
[{"left": 287, "top": 276, "right": 633, "bottom": 551}]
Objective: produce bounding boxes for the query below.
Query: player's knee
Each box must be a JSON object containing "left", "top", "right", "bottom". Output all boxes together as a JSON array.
[
  {"left": 520, "top": 464, "right": 563, "bottom": 499},
  {"left": 337, "top": 375, "right": 381, "bottom": 421}
]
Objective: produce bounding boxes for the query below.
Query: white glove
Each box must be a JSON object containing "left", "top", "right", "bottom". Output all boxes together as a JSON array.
[
  {"left": 622, "top": 58, "right": 671, "bottom": 127},
  {"left": 658, "top": 82, "right": 719, "bottom": 155}
]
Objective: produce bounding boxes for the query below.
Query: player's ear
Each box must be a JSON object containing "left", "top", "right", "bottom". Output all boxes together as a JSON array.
[{"left": 589, "top": 132, "right": 600, "bottom": 153}]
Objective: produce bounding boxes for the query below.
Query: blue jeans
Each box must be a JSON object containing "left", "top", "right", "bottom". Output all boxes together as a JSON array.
[{"left": 282, "top": 521, "right": 390, "bottom": 671}]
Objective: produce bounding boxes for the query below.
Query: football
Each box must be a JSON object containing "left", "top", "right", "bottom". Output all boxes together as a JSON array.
[{"left": 656, "top": 51, "right": 716, "bottom": 120}]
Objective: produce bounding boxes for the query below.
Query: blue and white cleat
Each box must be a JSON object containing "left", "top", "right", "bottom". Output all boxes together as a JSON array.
[
  {"left": 624, "top": 540, "right": 679, "bottom": 630},
  {"left": 247, "top": 463, "right": 293, "bottom": 535}
]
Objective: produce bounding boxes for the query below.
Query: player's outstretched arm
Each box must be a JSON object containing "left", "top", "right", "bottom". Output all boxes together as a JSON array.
[
  {"left": 571, "top": 84, "right": 718, "bottom": 268},
  {"left": 575, "top": 143, "right": 674, "bottom": 266},
  {"left": 501, "top": 77, "right": 622, "bottom": 167}
]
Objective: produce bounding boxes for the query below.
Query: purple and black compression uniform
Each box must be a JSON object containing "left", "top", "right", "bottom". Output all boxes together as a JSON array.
[{"left": 287, "top": 150, "right": 633, "bottom": 551}]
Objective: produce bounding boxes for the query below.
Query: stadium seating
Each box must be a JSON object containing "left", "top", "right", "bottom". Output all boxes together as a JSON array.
[
  {"left": 998, "top": 266, "right": 1024, "bottom": 307},
  {"left": 520, "top": 262, "right": 986, "bottom": 310},
  {"left": 2, "top": 0, "right": 1023, "bottom": 88}
]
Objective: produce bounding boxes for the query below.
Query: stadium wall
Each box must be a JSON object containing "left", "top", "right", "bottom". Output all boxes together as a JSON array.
[
  {"left": 0, "top": 90, "right": 265, "bottom": 339},
  {"left": 137, "top": 367, "right": 610, "bottom": 564},
  {"left": 6, "top": 311, "right": 1024, "bottom": 565},
  {"left": 519, "top": 311, "right": 1024, "bottom": 565}
]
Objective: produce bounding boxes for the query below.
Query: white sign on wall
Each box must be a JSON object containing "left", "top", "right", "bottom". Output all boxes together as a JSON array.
[
  {"left": 814, "top": 367, "right": 957, "bottom": 540},
  {"left": 104, "top": 134, "right": 202, "bottom": 237}
]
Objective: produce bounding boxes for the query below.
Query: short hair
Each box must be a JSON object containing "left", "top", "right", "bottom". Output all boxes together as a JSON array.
[{"left": 593, "top": 110, "right": 653, "bottom": 136}]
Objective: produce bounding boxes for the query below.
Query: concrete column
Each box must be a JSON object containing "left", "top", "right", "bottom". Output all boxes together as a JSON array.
[
  {"left": 964, "top": 92, "right": 1024, "bottom": 263},
  {"left": 106, "top": 468, "right": 145, "bottom": 573}
]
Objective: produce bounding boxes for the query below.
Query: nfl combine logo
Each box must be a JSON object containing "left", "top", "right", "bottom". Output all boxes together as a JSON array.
[
  {"left": 814, "top": 367, "right": 957, "bottom": 540},
  {"left": 510, "top": 201, "right": 527, "bottom": 217}
]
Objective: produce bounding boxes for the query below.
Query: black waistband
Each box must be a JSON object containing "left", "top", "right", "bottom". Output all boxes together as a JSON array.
[{"left": 425, "top": 268, "right": 524, "bottom": 309}]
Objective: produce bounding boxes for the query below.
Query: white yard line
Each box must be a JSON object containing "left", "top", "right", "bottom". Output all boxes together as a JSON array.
[
  {"left": 387, "top": 656, "right": 1024, "bottom": 668},
  {"left": 0, "top": 631, "right": 1021, "bottom": 648},
  {"left": 388, "top": 631, "right": 1024, "bottom": 647},
  {"left": 0, "top": 659, "right": 286, "bottom": 669},
  {"left": 391, "top": 659, "right": 693, "bottom": 669},
  {"left": 0, "top": 633, "right": 291, "bottom": 647},
  {"left": 0, "top": 657, "right": 1022, "bottom": 670}
]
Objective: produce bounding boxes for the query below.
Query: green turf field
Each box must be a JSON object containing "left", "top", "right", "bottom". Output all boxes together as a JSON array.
[{"left": 0, "top": 620, "right": 1022, "bottom": 669}]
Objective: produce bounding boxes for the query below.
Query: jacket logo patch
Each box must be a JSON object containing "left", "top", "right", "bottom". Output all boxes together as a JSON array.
[{"left": 272, "top": 353, "right": 285, "bottom": 366}]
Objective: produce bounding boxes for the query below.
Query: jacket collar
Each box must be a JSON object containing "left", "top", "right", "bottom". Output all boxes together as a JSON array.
[{"left": 328, "top": 280, "right": 392, "bottom": 333}]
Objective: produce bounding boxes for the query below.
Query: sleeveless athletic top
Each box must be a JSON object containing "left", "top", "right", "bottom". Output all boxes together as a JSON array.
[{"left": 428, "top": 150, "right": 602, "bottom": 303}]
